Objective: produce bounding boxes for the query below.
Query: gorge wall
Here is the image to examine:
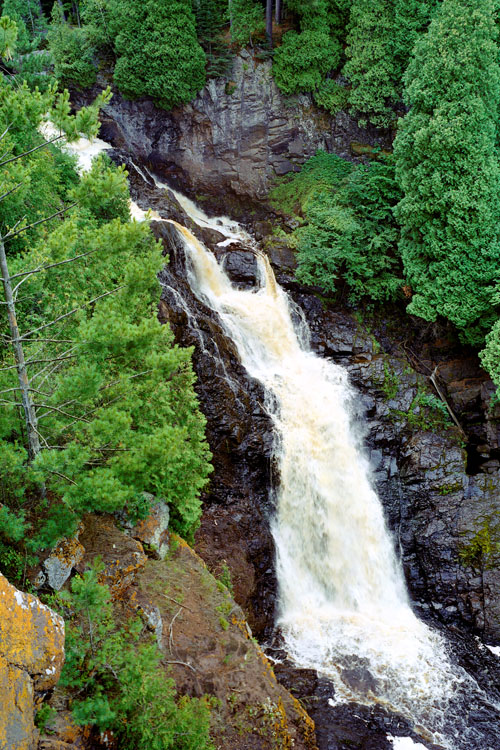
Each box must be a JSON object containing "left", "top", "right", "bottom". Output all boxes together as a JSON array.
[{"left": 90, "top": 53, "right": 389, "bottom": 205}]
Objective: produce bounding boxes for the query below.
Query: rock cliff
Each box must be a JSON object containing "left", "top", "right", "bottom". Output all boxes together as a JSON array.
[
  {"left": 88, "top": 54, "right": 389, "bottom": 205},
  {"left": 0, "top": 573, "right": 64, "bottom": 750}
]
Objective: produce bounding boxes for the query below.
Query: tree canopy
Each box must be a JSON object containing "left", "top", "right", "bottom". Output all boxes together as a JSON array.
[{"left": 393, "top": 0, "right": 500, "bottom": 344}]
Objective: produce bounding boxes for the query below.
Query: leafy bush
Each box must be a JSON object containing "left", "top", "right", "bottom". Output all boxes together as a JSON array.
[
  {"left": 273, "top": 151, "right": 403, "bottom": 303},
  {"left": 272, "top": 29, "right": 341, "bottom": 95},
  {"left": 59, "top": 562, "right": 214, "bottom": 750},
  {"left": 313, "top": 79, "right": 349, "bottom": 114},
  {"left": 48, "top": 14, "right": 97, "bottom": 89}
]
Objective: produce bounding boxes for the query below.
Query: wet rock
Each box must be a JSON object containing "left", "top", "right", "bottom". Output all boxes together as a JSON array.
[
  {"left": 43, "top": 533, "right": 85, "bottom": 591},
  {"left": 219, "top": 249, "right": 259, "bottom": 288},
  {"left": 0, "top": 573, "right": 64, "bottom": 750},
  {"left": 76, "top": 516, "right": 147, "bottom": 598},
  {"left": 340, "top": 666, "right": 378, "bottom": 696}
]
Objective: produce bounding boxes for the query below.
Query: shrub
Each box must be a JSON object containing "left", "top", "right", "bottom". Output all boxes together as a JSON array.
[
  {"left": 48, "top": 18, "right": 97, "bottom": 89},
  {"left": 59, "top": 562, "right": 215, "bottom": 750},
  {"left": 313, "top": 79, "right": 349, "bottom": 114},
  {"left": 113, "top": 0, "right": 206, "bottom": 109},
  {"left": 272, "top": 29, "right": 341, "bottom": 95}
]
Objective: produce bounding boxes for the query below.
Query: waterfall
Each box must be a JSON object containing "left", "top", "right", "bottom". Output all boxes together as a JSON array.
[
  {"left": 173, "top": 222, "right": 461, "bottom": 745},
  {"left": 47, "top": 127, "right": 499, "bottom": 749}
]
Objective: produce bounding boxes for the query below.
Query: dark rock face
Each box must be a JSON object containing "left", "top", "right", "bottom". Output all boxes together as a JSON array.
[
  {"left": 84, "top": 54, "right": 389, "bottom": 206},
  {"left": 284, "top": 286, "right": 500, "bottom": 643}
]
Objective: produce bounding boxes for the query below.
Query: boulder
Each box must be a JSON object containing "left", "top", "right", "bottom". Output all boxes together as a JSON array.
[
  {"left": 43, "top": 533, "right": 85, "bottom": 591},
  {"left": 76, "top": 516, "right": 147, "bottom": 598},
  {"left": 0, "top": 573, "right": 64, "bottom": 750}
]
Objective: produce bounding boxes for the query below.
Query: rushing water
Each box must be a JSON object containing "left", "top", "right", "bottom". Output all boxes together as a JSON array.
[{"left": 46, "top": 129, "right": 500, "bottom": 749}]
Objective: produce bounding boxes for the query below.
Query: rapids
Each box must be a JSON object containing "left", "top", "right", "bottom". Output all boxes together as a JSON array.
[{"left": 47, "top": 127, "right": 500, "bottom": 749}]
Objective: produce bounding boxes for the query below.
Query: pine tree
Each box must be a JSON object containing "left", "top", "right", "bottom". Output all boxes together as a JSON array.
[
  {"left": 344, "top": 0, "right": 436, "bottom": 127},
  {"left": 394, "top": 0, "right": 500, "bottom": 344},
  {"left": 112, "top": 0, "right": 206, "bottom": 109}
]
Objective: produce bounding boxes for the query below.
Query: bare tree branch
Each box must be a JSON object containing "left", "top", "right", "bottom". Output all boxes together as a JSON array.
[
  {"left": 5, "top": 203, "right": 77, "bottom": 242},
  {"left": 22, "top": 286, "right": 124, "bottom": 340},
  {"left": 0, "top": 181, "right": 23, "bottom": 205},
  {"left": 11, "top": 249, "right": 98, "bottom": 284}
]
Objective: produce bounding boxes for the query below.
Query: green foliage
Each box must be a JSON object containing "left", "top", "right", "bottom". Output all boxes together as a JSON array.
[
  {"left": 480, "top": 317, "right": 500, "bottom": 397},
  {"left": 230, "top": 0, "right": 265, "bottom": 46},
  {"left": 34, "top": 704, "right": 57, "bottom": 733},
  {"left": 277, "top": 151, "right": 403, "bottom": 303},
  {"left": 0, "top": 72, "right": 211, "bottom": 557},
  {"left": 10, "top": 50, "right": 54, "bottom": 92},
  {"left": 460, "top": 518, "right": 500, "bottom": 569},
  {"left": 0, "top": 14, "right": 18, "bottom": 58},
  {"left": 390, "top": 386, "right": 451, "bottom": 432},
  {"left": 48, "top": 10, "right": 97, "bottom": 89},
  {"left": 3, "top": 0, "right": 48, "bottom": 51},
  {"left": 59, "top": 562, "right": 214, "bottom": 749},
  {"left": 112, "top": 0, "right": 206, "bottom": 109},
  {"left": 394, "top": 0, "right": 500, "bottom": 345},
  {"left": 217, "top": 561, "right": 234, "bottom": 595},
  {"left": 379, "top": 361, "right": 399, "bottom": 400},
  {"left": 343, "top": 0, "right": 398, "bottom": 128},
  {"left": 194, "top": 0, "right": 232, "bottom": 78},
  {"left": 312, "top": 79, "right": 349, "bottom": 114},
  {"left": 272, "top": 29, "right": 341, "bottom": 95},
  {"left": 0, "top": 81, "right": 107, "bottom": 255},
  {"left": 344, "top": 0, "right": 437, "bottom": 127}
]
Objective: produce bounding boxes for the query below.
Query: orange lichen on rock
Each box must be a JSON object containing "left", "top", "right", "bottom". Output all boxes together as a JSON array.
[
  {"left": 76, "top": 515, "right": 147, "bottom": 599},
  {"left": 128, "top": 495, "right": 170, "bottom": 560},
  {"left": 0, "top": 572, "right": 64, "bottom": 750}
]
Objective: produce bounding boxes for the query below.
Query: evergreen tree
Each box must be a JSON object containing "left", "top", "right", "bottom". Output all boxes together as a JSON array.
[
  {"left": 394, "top": 0, "right": 500, "bottom": 344},
  {"left": 0, "top": 52, "right": 211, "bottom": 557},
  {"left": 273, "top": 1, "right": 346, "bottom": 96},
  {"left": 112, "top": 0, "right": 206, "bottom": 109},
  {"left": 229, "top": 0, "right": 265, "bottom": 46},
  {"left": 193, "top": 0, "right": 232, "bottom": 78},
  {"left": 344, "top": 0, "right": 436, "bottom": 127}
]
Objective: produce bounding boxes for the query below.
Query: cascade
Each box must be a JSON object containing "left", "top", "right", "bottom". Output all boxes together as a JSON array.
[
  {"left": 48, "top": 128, "right": 499, "bottom": 749},
  {"left": 167, "top": 213, "right": 499, "bottom": 750}
]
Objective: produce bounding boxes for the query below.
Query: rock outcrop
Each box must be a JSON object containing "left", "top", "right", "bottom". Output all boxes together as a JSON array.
[
  {"left": 128, "top": 536, "right": 317, "bottom": 750},
  {"left": 76, "top": 515, "right": 147, "bottom": 598},
  {"left": 0, "top": 573, "right": 64, "bottom": 750},
  {"left": 84, "top": 54, "right": 390, "bottom": 205}
]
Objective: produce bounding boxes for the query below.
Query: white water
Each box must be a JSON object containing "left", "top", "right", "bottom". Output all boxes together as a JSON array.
[
  {"left": 41, "top": 127, "right": 498, "bottom": 747},
  {"left": 172, "top": 221, "right": 466, "bottom": 747}
]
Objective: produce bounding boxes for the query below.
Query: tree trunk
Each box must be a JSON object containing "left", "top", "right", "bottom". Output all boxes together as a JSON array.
[
  {"left": 275, "top": 0, "right": 282, "bottom": 25},
  {"left": 266, "top": 0, "right": 273, "bottom": 47},
  {"left": 0, "top": 235, "right": 40, "bottom": 462},
  {"left": 56, "top": 0, "right": 67, "bottom": 22}
]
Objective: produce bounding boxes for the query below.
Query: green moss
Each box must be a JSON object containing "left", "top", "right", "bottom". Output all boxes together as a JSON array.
[
  {"left": 219, "top": 615, "right": 229, "bottom": 631},
  {"left": 460, "top": 518, "right": 500, "bottom": 569}
]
